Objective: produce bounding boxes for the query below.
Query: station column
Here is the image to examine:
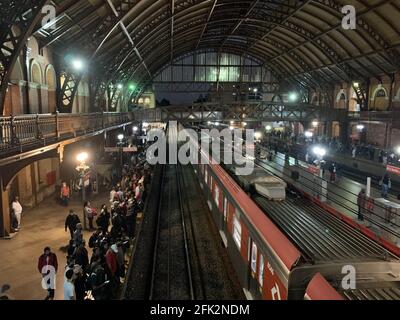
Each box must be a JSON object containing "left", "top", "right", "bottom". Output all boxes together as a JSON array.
[{"left": 0, "top": 176, "right": 11, "bottom": 238}]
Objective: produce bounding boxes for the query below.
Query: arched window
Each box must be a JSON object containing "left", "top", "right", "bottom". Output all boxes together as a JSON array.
[
  {"left": 45, "top": 65, "right": 56, "bottom": 89},
  {"left": 375, "top": 89, "right": 386, "bottom": 98},
  {"left": 31, "top": 62, "right": 42, "bottom": 84},
  {"left": 340, "top": 93, "right": 346, "bottom": 100}
]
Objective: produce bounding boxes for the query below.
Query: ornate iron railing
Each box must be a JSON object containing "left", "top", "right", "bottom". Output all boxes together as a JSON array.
[{"left": 0, "top": 112, "right": 131, "bottom": 154}]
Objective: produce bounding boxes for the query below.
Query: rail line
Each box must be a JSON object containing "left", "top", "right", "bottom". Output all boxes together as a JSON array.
[{"left": 149, "top": 164, "right": 195, "bottom": 300}]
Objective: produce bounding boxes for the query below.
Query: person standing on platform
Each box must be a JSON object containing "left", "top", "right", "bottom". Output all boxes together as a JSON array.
[
  {"left": 63, "top": 269, "right": 75, "bottom": 300},
  {"left": 357, "top": 189, "right": 366, "bottom": 221},
  {"left": 109, "top": 187, "right": 116, "bottom": 204},
  {"left": 11, "top": 196, "right": 23, "bottom": 231},
  {"left": 37, "top": 247, "right": 58, "bottom": 300},
  {"left": 65, "top": 209, "right": 81, "bottom": 239},
  {"left": 329, "top": 162, "right": 337, "bottom": 182},
  {"left": 380, "top": 173, "right": 391, "bottom": 199},
  {"left": 60, "top": 182, "right": 71, "bottom": 207},
  {"left": 73, "top": 223, "right": 84, "bottom": 246},
  {"left": 84, "top": 201, "right": 95, "bottom": 231},
  {"left": 105, "top": 244, "right": 119, "bottom": 288}
]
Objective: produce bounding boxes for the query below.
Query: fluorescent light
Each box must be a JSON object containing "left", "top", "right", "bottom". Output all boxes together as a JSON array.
[
  {"left": 305, "top": 131, "right": 313, "bottom": 138},
  {"left": 72, "top": 59, "right": 84, "bottom": 71}
]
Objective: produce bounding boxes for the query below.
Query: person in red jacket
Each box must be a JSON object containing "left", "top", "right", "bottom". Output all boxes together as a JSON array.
[
  {"left": 37, "top": 247, "right": 58, "bottom": 300},
  {"left": 105, "top": 244, "right": 118, "bottom": 275}
]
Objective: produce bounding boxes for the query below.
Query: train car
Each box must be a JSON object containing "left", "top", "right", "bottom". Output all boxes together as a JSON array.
[
  {"left": 224, "top": 163, "right": 286, "bottom": 201},
  {"left": 188, "top": 132, "right": 400, "bottom": 300}
]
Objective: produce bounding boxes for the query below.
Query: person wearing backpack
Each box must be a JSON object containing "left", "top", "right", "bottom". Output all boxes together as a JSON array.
[
  {"left": 88, "top": 257, "right": 109, "bottom": 300},
  {"left": 65, "top": 209, "right": 81, "bottom": 239}
]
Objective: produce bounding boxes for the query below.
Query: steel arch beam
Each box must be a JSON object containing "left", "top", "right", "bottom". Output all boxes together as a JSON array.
[{"left": 0, "top": 0, "right": 49, "bottom": 114}]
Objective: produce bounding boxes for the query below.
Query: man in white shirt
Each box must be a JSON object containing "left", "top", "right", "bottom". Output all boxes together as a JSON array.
[
  {"left": 109, "top": 188, "right": 116, "bottom": 203},
  {"left": 11, "top": 196, "right": 22, "bottom": 230},
  {"left": 64, "top": 269, "right": 75, "bottom": 300}
]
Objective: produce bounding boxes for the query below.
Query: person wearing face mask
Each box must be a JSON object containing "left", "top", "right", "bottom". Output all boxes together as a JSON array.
[{"left": 37, "top": 247, "right": 58, "bottom": 300}]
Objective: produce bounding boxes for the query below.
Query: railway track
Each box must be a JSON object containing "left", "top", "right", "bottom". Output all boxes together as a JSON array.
[{"left": 149, "top": 164, "right": 198, "bottom": 300}]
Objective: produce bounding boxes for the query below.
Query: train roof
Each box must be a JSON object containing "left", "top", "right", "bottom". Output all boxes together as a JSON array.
[{"left": 253, "top": 195, "right": 399, "bottom": 263}]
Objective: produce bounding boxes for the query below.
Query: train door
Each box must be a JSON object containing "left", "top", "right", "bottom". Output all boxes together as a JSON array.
[
  {"left": 247, "top": 239, "right": 262, "bottom": 299},
  {"left": 223, "top": 197, "right": 228, "bottom": 232}
]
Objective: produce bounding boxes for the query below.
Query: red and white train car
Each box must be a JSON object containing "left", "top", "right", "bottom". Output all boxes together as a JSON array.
[{"left": 186, "top": 126, "right": 400, "bottom": 300}]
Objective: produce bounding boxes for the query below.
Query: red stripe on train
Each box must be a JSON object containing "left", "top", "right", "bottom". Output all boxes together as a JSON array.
[
  {"left": 210, "top": 163, "right": 302, "bottom": 270},
  {"left": 306, "top": 273, "right": 344, "bottom": 300}
]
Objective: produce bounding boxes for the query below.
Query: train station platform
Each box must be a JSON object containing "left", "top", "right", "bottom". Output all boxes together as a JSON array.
[
  {"left": 0, "top": 192, "right": 109, "bottom": 300},
  {"left": 257, "top": 152, "right": 400, "bottom": 248}
]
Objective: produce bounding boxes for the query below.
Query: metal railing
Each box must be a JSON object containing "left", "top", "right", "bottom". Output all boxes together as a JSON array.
[{"left": 0, "top": 112, "right": 131, "bottom": 154}]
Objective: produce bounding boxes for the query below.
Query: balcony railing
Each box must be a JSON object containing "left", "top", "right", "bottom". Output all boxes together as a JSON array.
[{"left": 0, "top": 112, "right": 131, "bottom": 156}]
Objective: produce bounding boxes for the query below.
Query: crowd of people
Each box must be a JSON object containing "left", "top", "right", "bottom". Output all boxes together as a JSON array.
[
  {"left": 37, "top": 152, "right": 152, "bottom": 300},
  {"left": 267, "top": 128, "right": 400, "bottom": 166}
]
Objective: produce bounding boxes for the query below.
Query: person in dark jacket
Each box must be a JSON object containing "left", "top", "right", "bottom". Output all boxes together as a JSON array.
[
  {"left": 381, "top": 173, "right": 391, "bottom": 199},
  {"left": 357, "top": 189, "right": 366, "bottom": 221},
  {"left": 73, "top": 241, "right": 89, "bottom": 272},
  {"left": 73, "top": 265, "right": 87, "bottom": 301},
  {"left": 96, "top": 204, "right": 110, "bottom": 233},
  {"left": 37, "top": 247, "right": 58, "bottom": 300},
  {"left": 65, "top": 209, "right": 81, "bottom": 239}
]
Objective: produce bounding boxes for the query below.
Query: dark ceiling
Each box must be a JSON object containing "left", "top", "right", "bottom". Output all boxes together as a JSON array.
[{"left": 32, "top": 0, "right": 400, "bottom": 93}]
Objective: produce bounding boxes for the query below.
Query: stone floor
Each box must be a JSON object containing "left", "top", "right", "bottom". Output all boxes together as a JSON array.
[{"left": 0, "top": 191, "right": 108, "bottom": 300}]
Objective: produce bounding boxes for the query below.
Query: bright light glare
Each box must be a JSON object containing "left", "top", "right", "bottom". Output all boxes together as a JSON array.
[
  {"left": 117, "top": 83, "right": 123, "bottom": 90},
  {"left": 72, "top": 59, "right": 84, "bottom": 71},
  {"left": 133, "top": 126, "right": 138, "bottom": 132},
  {"left": 230, "top": 121, "right": 234, "bottom": 125},
  {"left": 313, "top": 146, "right": 326, "bottom": 157},
  {"left": 305, "top": 131, "right": 313, "bottom": 138},
  {"left": 229, "top": 126, "right": 234, "bottom": 131},
  {"left": 312, "top": 121, "right": 319, "bottom": 127},
  {"left": 117, "top": 134, "right": 124, "bottom": 141},
  {"left": 356, "top": 124, "right": 365, "bottom": 130},
  {"left": 265, "top": 125, "right": 272, "bottom": 131},
  {"left": 76, "top": 152, "right": 88, "bottom": 163},
  {"left": 353, "top": 82, "right": 360, "bottom": 88},
  {"left": 396, "top": 146, "right": 400, "bottom": 155},
  {"left": 242, "top": 122, "right": 247, "bottom": 126},
  {"left": 253, "top": 88, "right": 258, "bottom": 93},
  {"left": 289, "top": 92, "right": 298, "bottom": 102},
  {"left": 254, "top": 132, "right": 262, "bottom": 140},
  {"left": 143, "top": 122, "right": 149, "bottom": 128}
]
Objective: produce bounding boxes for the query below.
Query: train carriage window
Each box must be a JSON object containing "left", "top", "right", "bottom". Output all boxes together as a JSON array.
[
  {"left": 214, "top": 185, "right": 219, "bottom": 208},
  {"left": 233, "top": 213, "right": 242, "bottom": 249},
  {"left": 251, "top": 242, "right": 258, "bottom": 274},
  {"left": 205, "top": 167, "right": 208, "bottom": 183},
  {"left": 258, "top": 254, "right": 264, "bottom": 287},
  {"left": 223, "top": 197, "right": 228, "bottom": 221}
]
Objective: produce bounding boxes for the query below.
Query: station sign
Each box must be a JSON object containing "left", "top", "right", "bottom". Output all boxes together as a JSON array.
[
  {"left": 123, "top": 146, "right": 138, "bottom": 152},
  {"left": 387, "top": 165, "right": 400, "bottom": 175},
  {"left": 104, "top": 146, "right": 138, "bottom": 152}
]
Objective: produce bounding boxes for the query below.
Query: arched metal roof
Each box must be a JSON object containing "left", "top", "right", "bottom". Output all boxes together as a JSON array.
[{"left": 11, "top": 0, "right": 400, "bottom": 102}]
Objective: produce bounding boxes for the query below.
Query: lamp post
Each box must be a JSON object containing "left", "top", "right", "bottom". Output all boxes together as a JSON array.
[
  {"left": 76, "top": 152, "right": 89, "bottom": 201},
  {"left": 76, "top": 152, "right": 89, "bottom": 229},
  {"left": 117, "top": 134, "right": 124, "bottom": 178}
]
